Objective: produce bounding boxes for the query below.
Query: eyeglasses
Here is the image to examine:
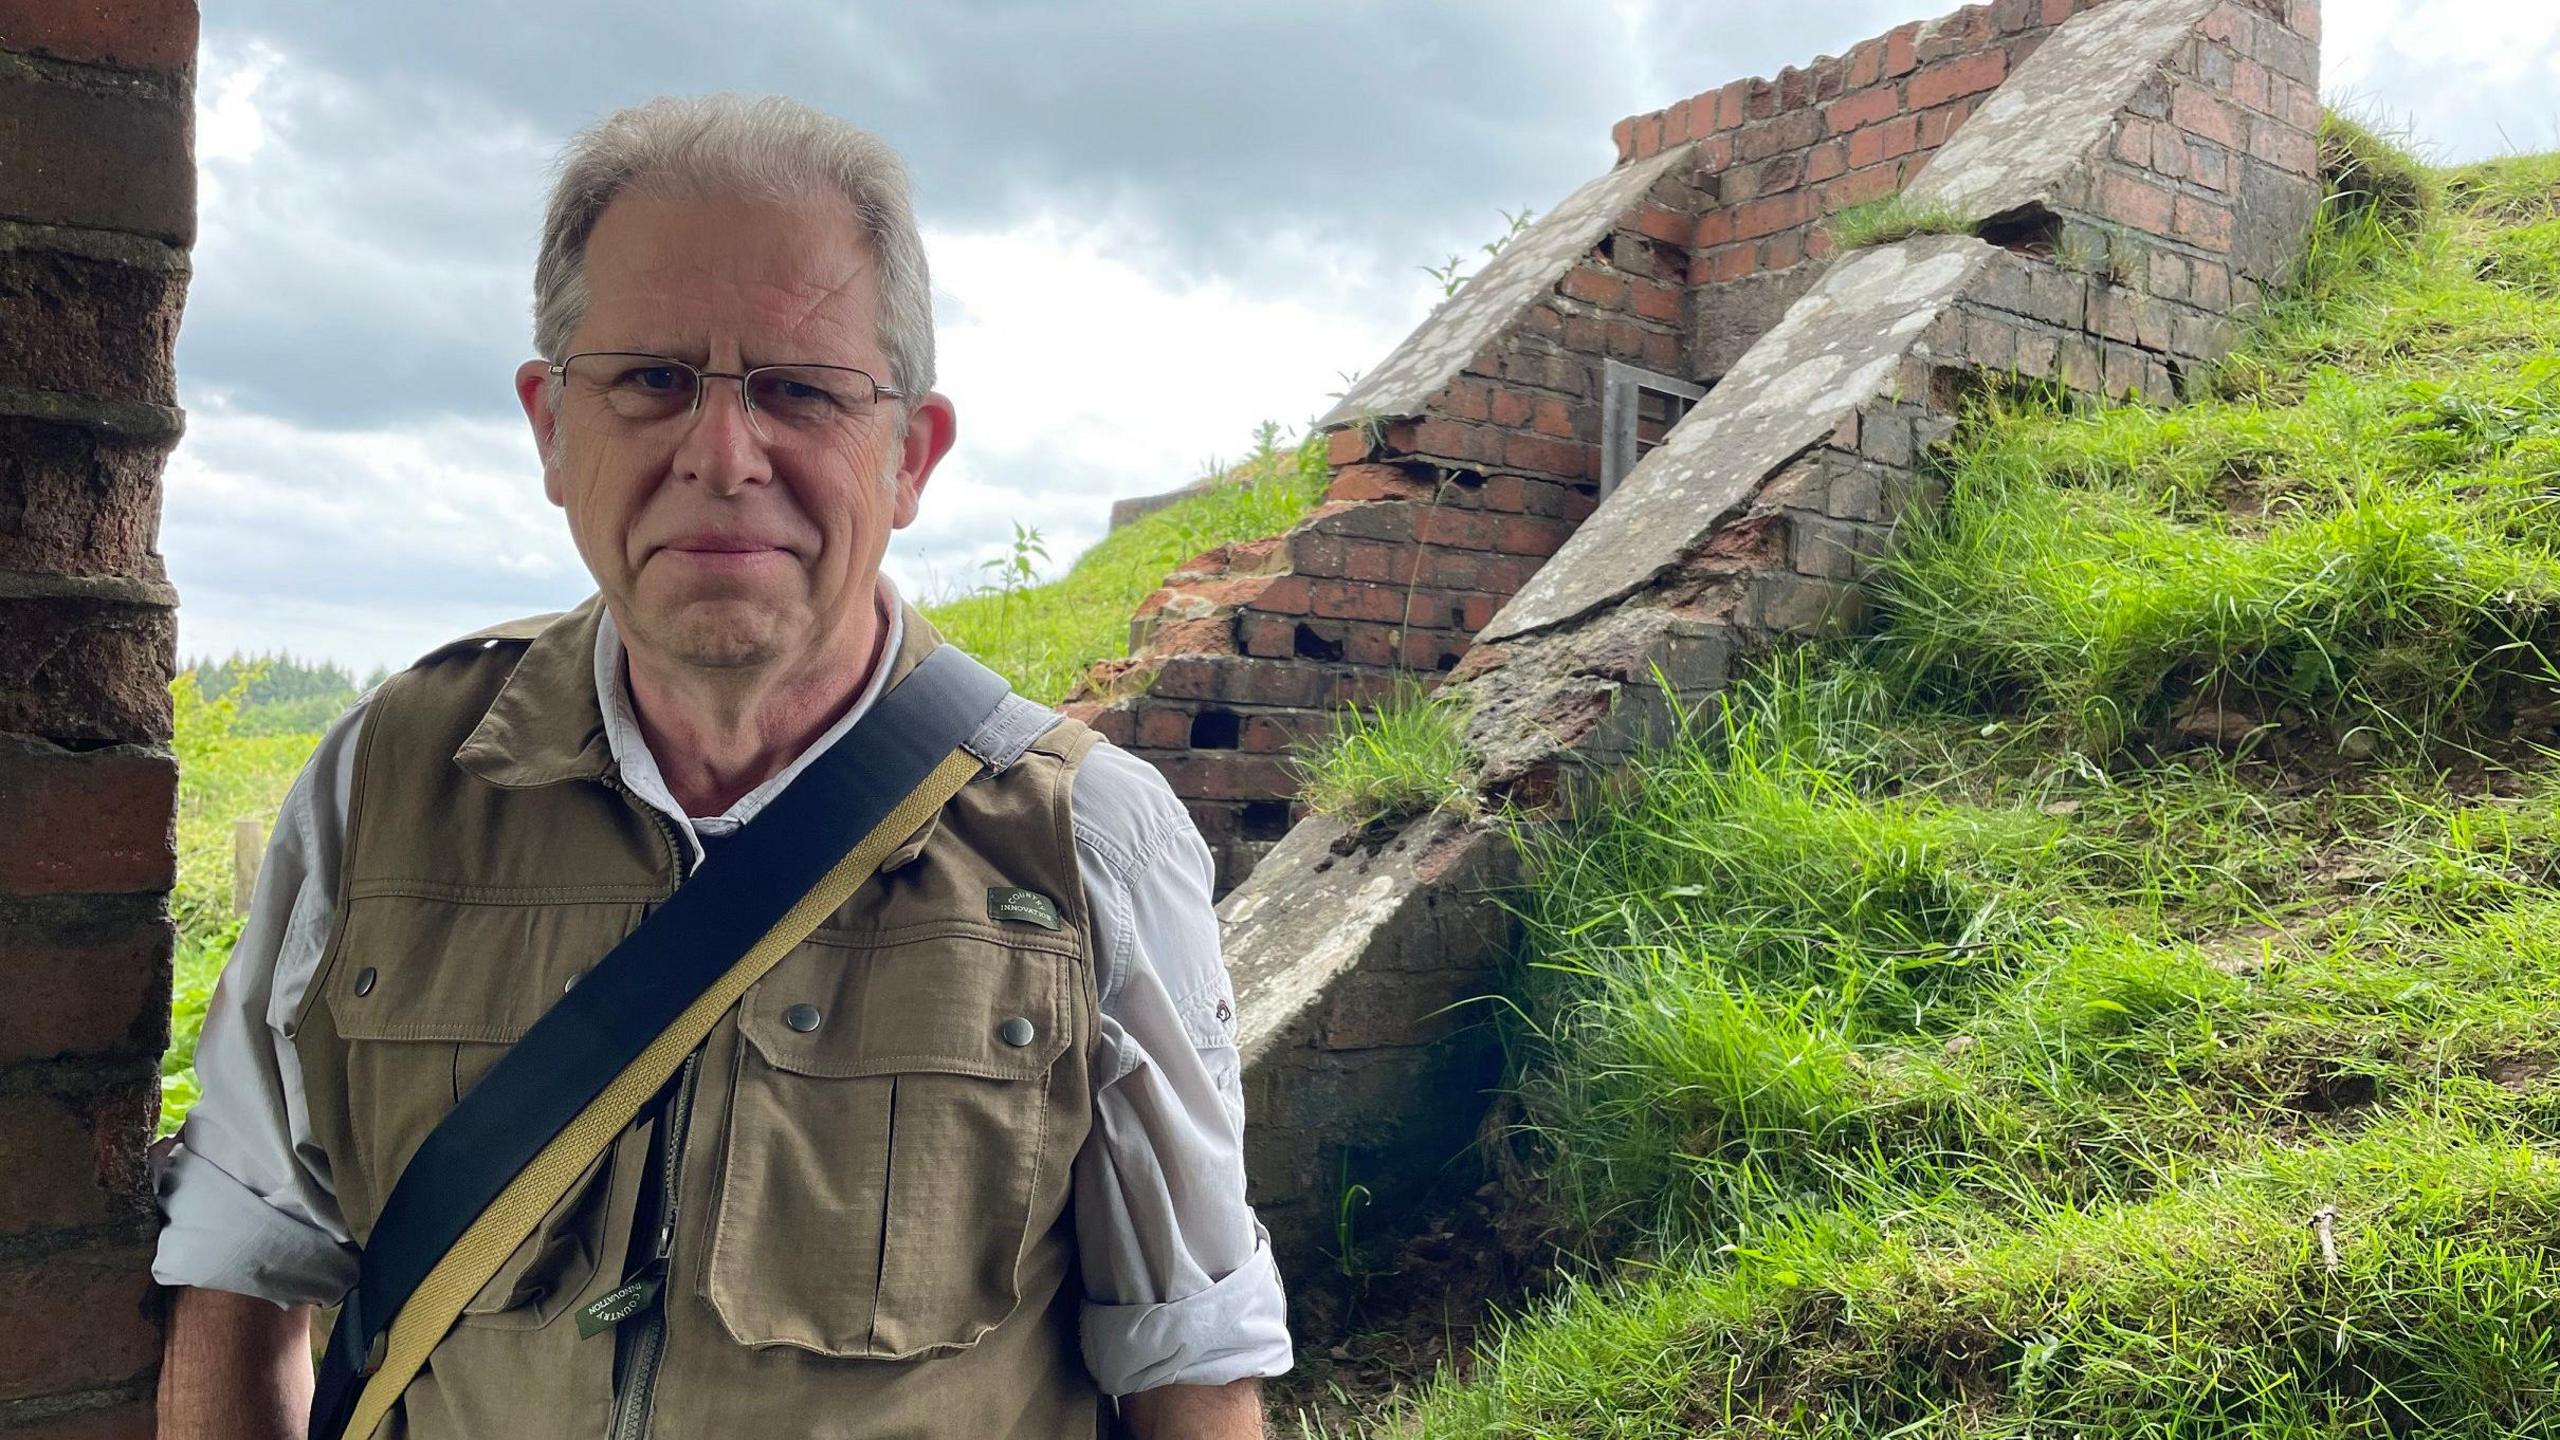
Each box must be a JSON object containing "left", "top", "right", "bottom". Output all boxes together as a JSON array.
[{"left": 549, "top": 351, "right": 906, "bottom": 443}]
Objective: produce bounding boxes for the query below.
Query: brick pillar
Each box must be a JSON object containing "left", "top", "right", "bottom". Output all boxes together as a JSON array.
[{"left": 0, "top": 4, "right": 197, "bottom": 1436}]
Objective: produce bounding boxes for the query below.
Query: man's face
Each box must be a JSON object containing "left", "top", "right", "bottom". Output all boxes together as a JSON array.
[{"left": 516, "top": 185, "right": 954, "bottom": 675}]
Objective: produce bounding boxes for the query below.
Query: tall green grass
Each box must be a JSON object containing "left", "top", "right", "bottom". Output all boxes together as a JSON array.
[{"left": 1364, "top": 136, "right": 2560, "bottom": 1437}]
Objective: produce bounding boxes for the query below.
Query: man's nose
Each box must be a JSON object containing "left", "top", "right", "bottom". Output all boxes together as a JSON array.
[{"left": 671, "top": 376, "right": 771, "bottom": 493}]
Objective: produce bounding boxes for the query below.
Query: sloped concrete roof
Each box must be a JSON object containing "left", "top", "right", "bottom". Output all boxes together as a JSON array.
[{"left": 1316, "top": 144, "right": 1696, "bottom": 431}]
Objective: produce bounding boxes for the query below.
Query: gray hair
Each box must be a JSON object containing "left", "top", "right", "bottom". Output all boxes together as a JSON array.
[{"left": 533, "top": 94, "right": 935, "bottom": 404}]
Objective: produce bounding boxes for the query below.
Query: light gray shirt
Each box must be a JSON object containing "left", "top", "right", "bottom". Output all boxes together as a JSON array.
[{"left": 150, "top": 592, "right": 1293, "bottom": 1395}]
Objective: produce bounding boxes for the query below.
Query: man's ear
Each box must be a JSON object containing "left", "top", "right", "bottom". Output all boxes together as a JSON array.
[
  {"left": 891, "top": 392, "right": 958, "bottom": 529},
  {"left": 515, "top": 360, "right": 564, "bottom": 506}
]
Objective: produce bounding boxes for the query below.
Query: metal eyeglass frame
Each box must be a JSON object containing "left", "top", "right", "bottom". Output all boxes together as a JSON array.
[{"left": 547, "top": 350, "right": 907, "bottom": 432}]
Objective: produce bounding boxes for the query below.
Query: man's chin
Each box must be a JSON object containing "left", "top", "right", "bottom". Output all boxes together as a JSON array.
[{"left": 631, "top": 598, "right": 796, "bottom": 671}]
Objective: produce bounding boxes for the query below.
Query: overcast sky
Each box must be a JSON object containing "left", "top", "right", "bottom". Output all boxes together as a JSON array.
[{"left": 169, "top": 0, "right": 2560, "bottom": 672}]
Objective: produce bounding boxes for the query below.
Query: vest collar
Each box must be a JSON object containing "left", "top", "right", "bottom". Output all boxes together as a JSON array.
[
  {"left": 452, "top": 591, "right": 950, "bottom": 790},
  {"left": 454, "top": 595, "right": 615, "bottom": 788}
]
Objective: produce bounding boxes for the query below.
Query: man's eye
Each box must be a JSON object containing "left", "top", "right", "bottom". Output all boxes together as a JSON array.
[{"left": 620, "top": 366, "right": 686, "bottom": 392}]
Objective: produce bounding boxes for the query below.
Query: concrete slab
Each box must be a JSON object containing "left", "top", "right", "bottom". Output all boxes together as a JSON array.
[
  {"left": 1907, "top": 0, "right": 2220, "bottom": 221},
  {"left": 1316, "top": 144, "right": 1696, "bottom": 430},
  {"left": 1480, "top": 233, "right": 2000, "bottom": 642}
]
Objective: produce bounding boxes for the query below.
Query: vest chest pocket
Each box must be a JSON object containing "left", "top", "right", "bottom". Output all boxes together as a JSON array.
[
  {"left": 702, "top": 927, "right": 1076, "bottom": 1360},
  {"left": 318, "top": 898, "right": 642, "bottom": 1330}
]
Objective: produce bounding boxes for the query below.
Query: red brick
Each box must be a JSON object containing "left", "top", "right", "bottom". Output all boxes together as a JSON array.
[
  {"left": 1242, "top": 574, "right": 1309, "bottom": 614},
  {"left": 1847, "top": 39, "right": 1885, "bottom": 89},
  {"left": 1734, "top": 192, "right": 1808, "bottom": 241},
  {"left": 2172, "top": 83, "right": 2241, "bottom": 149},
  {"left": 1460, "top": 594, "right": 1503, "bottom": 632},
  {"left": 2112, "top": 117, "right": 2154, "bottom": 167},
  {"left": 1326, "top": 427, "right": 1373, "bottom": 466},
  {"left": 1151, "top": 754, "right": 1296, "bottom": 803},
  {"left": 0, "top": 248, "right": 183, "bottom": 406},
  {"left": 0, "top": 71, "right": 192, "bottom": 244},
  {"left": 2286, "top": 0, "right": 2319, "bottom": 41},
  {"left": 1529, "top": 396, "right": 1575, "bottom": 439},
  {"left": 1693, "top": 208, "right": 1735, "bottom": 247},
  {"left": 0, "top": 1085, "right": 154, "bottom": 1237},
  {"left": 1341, "top": 621, "right": 1399, "bottom": 669},
  {"left": 1847, "top": 124, "right": 1889, "bottom": 171},
  {"left": 1328, "top": 463, "right": 1430, "bottom": 506},
  {"left": 1630, "top": 113, "right": 1663, "bottom": 160},
  {"left": 1715, "top": 78, "right": 1753, "bottom": 131},
  {"left": 1778, "top": 65, "right": 1810, "bottom": 112},
  {"left": 0, "top": 743, "right": 171, "bottom": 897},
  {"left": 1757, "top": 153, "right": 1804, "bottom": 195},
  {"left": 1236, "top": 616, "right": 1295, "bottom": 660},
  {"left": 1665, "top": 98, "right": 1694, "bottom": 144},
  {"left": 1745, "top": 78, "right": 1778, "bottom": 121},
  {"left": 1635, "top": 205, "right": 1689, "bottom": 245},
  {"left": 1496, "top": 516, "right": 1576, "bottom": 557},
  {"left": 1435, "top": 379, "right": 1491, "bottom": 423},
  {"left": 1906, "top": 50, "right": 2006, "bottom": 110},
  {"left": 1503, "top": 433, "right": 1592, "bottom": 479},
  {"left": 1478, "top": 553, "right": 1546, "bottom": 593},
  {"left": 1241, "top": 714, "right": 1323, "bottom": 755},
  {"left": 1308, "top": 578, "right": 1410, "bottom": 623},
  {"left": 1825, "top": 85, "right": 1900, "bottom": 134},
  {"left": 0, "top": 903, "right": 168, "bottom": 1063},
  {"left": 2096, "top": 170, "right": 2178, "bottom": 233},
  {"left": 1804, "top": 139, "right": 1848, "bottom": 184},
  {"left": 0, "top": 420, "right": 174, "bottom": 580},
  {"left": 1825, "top": 167, "right": 1900, "bottom": 208},
  {"left": 1766, "top": 229, "right": 1804, "bottom": 271},
  {"left": 2175, "top": 194, "right": 2235, "bottom": 252},
  {"left": 1642, "top": 329, "right": 1682, "bottom": 371},
  {"left": 2231, "top": 56, "right": 2271, "bottom": 114},
  {"left": 1629, "top": 279, "right": 1682, "bottom": 323},
  {"left": 2042, "top": 0, "right": 2074, "bottom": 20},
  {"left": 1612, "top": 116, "right": 1636, "bottom": 161},
  {"left": 1133, "top": 706, "right": 1192, "bottom": 750},
  {"left": 1884, "top": 22, "right": 1920, "bottom": 76},
  {"left": 0, "top": 1245, "right": 158, "bottom": 1401},
  {"left": 0, "top": 0, "right": 196, "bottom": 72},
  {"left": 1487, "top": 387, "right": 1536, "bottom": 429},
  {"left": 1559, "top": 266, "right": 1626, "bottom": 308},
  {"left": 1067, "top": 702, "right": 1133, "bottom": 745}
]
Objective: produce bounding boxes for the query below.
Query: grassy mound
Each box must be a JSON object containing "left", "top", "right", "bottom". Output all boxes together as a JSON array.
[
  {"left": 922, "top": 433, "right": 1329, "bottom": 702},
  {"left": 1352, "top": 140, "right": 2560, "bottom": 1437}
]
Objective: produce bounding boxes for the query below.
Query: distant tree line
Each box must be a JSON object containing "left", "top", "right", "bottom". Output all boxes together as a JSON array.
[{"left": 179, "top": 651, "right": 387, "bottom": 737}]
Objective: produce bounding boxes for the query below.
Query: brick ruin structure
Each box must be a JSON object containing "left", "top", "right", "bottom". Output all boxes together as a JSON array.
[
  {"left": 0, "top": 2, "right": 198, "bottom": 1434},
  {"left": 1066, "top": 0, "right": 2321, "bottom": 901},
  {"left": 1191, "top": 0, "right": 2325, "bottom": 1281}
]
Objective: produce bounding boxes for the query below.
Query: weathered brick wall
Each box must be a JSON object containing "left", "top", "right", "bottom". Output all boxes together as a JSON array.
[
  {"left": 1065, "top": 149, "right": 1706, "bottom": 892},
  {"left": 1228, "top": 0, "right": 2323, "bottom": 1305},
  {"left": 1628, "top": 0, "right": 2106, "bottom": 377},
  {"left": 0, "top": 3, "right": 196, "bottom": 1435},
  {"left": 1070, "top": 0, "right": 2143, "bottom": 897}
]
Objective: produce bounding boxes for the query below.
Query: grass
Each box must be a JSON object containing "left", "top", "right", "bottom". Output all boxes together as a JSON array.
[
  {"left": 1822, "top": 191, "right": 1976, "bottom": 252},
  {"left": 1357, "top": 132, "right": 2560, "bottom": 1436},
  {"left": 921, "top": 431, "right": 1331, "bottom": 702},
  {"left": 1294, "top": 679, "right": 1483, "bottom": 829}
]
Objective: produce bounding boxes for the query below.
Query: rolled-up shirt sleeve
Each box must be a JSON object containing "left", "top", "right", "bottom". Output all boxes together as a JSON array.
[
  {"left": 1068, "top": 744, "right": 1293, "bottom": 1395},
  {"left": 150, "top": 697, "right": 370, "bottom": 1308}
]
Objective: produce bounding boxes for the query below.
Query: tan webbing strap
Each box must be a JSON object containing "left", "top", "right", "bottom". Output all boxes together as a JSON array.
[{"left": 342, "top": 747, "right": 983, "bottom": 1440}]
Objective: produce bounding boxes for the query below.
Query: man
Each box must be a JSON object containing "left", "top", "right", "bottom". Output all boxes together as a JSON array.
[{"left": 152, "top": 94, "right": 1291, "bottom": 1438}]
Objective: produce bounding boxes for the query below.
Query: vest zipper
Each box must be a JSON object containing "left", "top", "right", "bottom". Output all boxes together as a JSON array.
[
  {"left": 609, "top": 1048, "right": 701, "bottom": 1440},
  {"left": 601, "top": 771, "right": 695, "bottom": 1440}
]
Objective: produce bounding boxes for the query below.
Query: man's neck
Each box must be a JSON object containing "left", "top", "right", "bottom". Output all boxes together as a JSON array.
[{"left": 621, "top": 591, "right": 888, "bottom": 818}]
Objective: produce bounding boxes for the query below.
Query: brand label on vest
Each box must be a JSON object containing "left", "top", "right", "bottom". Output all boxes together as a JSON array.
[
  {"left": 574, "top": 1276, "right": 663, "bottom": 1339},
  {"left": 987, "top": 886, "right": 1064, "bottom": 931}
]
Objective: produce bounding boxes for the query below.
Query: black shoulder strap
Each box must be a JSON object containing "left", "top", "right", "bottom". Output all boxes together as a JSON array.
[{"left": 308, "top": 644, "right": 1009, "bottom": 1439}]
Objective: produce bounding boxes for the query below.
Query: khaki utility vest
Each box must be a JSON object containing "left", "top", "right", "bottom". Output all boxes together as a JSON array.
[{"left": 289, "top": 597, "right": 1105, "bottom": 1439}]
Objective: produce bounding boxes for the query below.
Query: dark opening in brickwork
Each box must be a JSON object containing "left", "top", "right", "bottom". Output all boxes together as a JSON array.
[
  {"left": 1293, "top": 623, "right": 1345, "bottom": 662},
  {"left": 1979, "top": 203, "right": 2063, "bottom": 257},
  {"left": 1191, "top": 708, "right": 1242, "bottom": 749},
  {"left": 1240, "top": 800, "right": 1294, "bottom": 841}
]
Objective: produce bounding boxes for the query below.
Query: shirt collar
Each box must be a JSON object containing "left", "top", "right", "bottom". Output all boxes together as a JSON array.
[{"left": 595, "top": 578, "right": 906, "bottom": 864}]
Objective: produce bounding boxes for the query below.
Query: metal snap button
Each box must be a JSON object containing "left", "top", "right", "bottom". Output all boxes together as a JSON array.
[
  {"left": 562, "top": 969, "right": 585, "bottom": 994},
  {"left": 352, "top": 966, "right": 377, "bottom": 997},
  {"left": 783, "top": 1003, "right": 823, "bottom": 1033},
  {"left": 998, "top": 1016, "right": 1035, "bottom": 1048}
]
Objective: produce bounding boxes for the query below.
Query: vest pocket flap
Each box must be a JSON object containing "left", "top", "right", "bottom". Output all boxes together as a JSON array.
[
  {"left": 738, "top": 933, "right": 1070, "bottom": 1080},
  {"left": 326, "top": 895, "right": 643, "bottom": 1043}
]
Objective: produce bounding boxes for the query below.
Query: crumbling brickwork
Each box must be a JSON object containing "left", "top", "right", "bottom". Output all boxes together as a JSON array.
[
  {"left": 0, "top": 3, "right": 196, "bottom": 1435},
  {"left": 1059, "top": 0, "right": 2242, "bottom": 891},
  {"left": 1220, "top": 0, "right": 2323, "bottom": 1301}
]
